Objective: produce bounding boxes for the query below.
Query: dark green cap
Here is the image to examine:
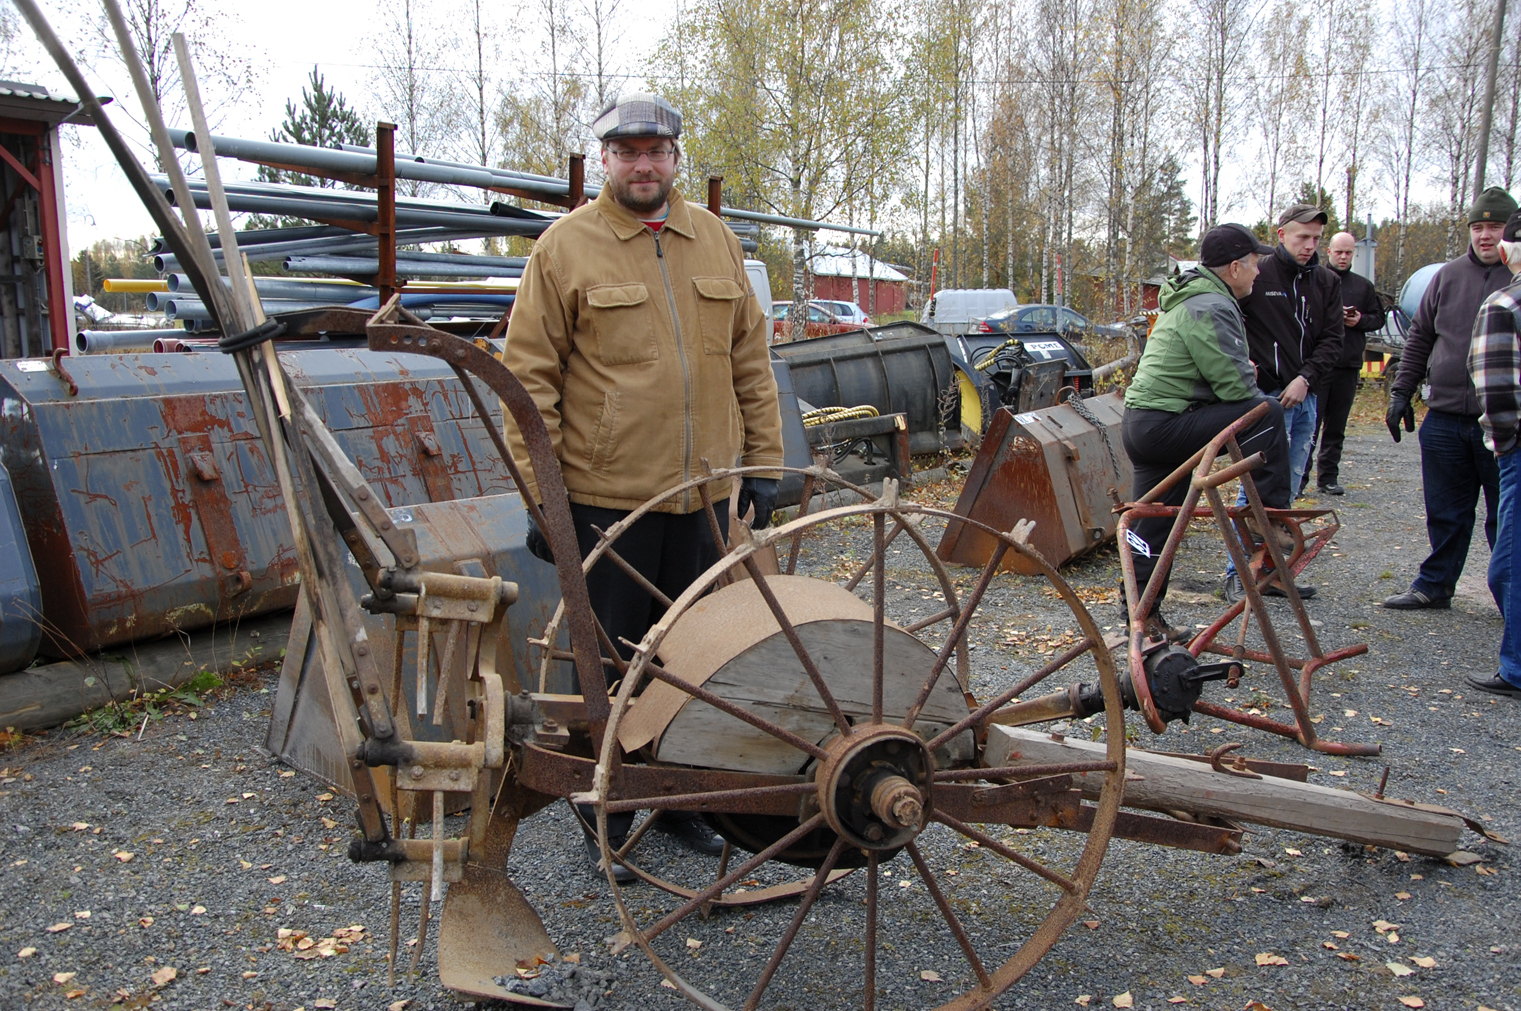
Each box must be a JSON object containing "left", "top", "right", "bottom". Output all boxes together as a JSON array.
[{"left": 1468, "top": 186, "right": 1519, "bottom": 225}]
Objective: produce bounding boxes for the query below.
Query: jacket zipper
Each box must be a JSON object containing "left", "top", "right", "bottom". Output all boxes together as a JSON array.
[{"left": 652, "top": 229, "right": 694, "bottom": 511}]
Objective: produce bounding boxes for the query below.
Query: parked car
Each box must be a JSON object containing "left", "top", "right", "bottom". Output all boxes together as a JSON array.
[
  {"left": 978, "top": 304, "right": 1130, "bottom": 349},
  {"left": 920, "top": 288, "right": 1020, "bottom": 336},
  {"left": 813, "top": 299, "right": 873, "bottom": 327},
  {"left": 771, "top": 301, "right": 861, "bottom": 341}
]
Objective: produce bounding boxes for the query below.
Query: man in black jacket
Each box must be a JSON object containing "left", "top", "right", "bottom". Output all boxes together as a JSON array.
[
  {"left": 1312, "top": 231, "right": 1387, "bottom": 495},
  {"left": 1222, "top": 204, "right": 1343, "bottom": 603},
  {"left": 1383, "top": 185, "right": 1518, "bottom": 610}
]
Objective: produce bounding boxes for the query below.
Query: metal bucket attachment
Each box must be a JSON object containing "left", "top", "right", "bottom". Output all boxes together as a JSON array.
[{"left": 937, "top": 393, "right": 1129, "bottom": 574}]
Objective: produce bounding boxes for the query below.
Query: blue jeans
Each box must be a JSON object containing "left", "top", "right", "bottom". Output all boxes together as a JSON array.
[
  {"left": 1488, "top": 450, "right": 1521, "bottom": 687},
  {"left": 1411, "top": 409, "right": 1500, "bottom": 599},
  {"left": 1226, "top": 391, "right": 1316, "bottom": 578}
]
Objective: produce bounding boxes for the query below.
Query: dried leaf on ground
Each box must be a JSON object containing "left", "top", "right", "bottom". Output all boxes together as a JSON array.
[
  {"left": 1187, "top": 974, "right": 1206, "bottom": 985},
  {"left": 1205, "top": 967, "right": 1225, "bottom": 978},
  {"left": 1397, "top": 998, "right": 1425, "bottom": 1008},
  {"left": 1411, "top": 956, "right": 1436, "bottom": 968},
  {"left": 1255, "top": 953, "right": 1289, "bottom": 966},
  {"left": 920, "top": 970, "right": 942, "bottom": 981},
  {"left": 53, "top": 971, "right": 76, "bottom": 983},
  {"left": 1331, "top": 931, "right": 1350, "bottom": 939},
  {"left": 150, "top": 966, "right": 176, "bottom": 987},
  {"left": 1386, "top": 962, "right": 1413, "bottom": 976},
  {"left": 113, "top": 851, "right": 134, "bottom": 862},
  {"left": 1074, "top": 997, "right": 1091, "bottom": 1007},
  {"left": 1395, "top": 892, "right": 1411, "bottom": 900},
  {"left": 313, "top": 1000, "right": 337, "bottom": 1010},
  {"left": 1373, "top": 919, "right": 1399, "bottom": 933},
  {"left": 267, "top": 875, "right": 287, "bottom": 885},
  {"left": 18, "top": 947, "right": 35, "bottom": 958},
  {"left": 46, "top": 923, "right": 71, "bottom": 933},
  {"left": 388, "top": 1002, "right": 410, "bottom": 1011},
  {"left": 1168, "top": 999, "right": 1188, "bottom": 1005},
  {"left": 1336, "top": 952, "right": 1361, "bottom": 962},
  {"left": 1112, "top": 992, "right": 1133, "bottom": 1008},
  {"left": 1084, "top": 920, "right": 1100, "bottom": 929},
  {"left": 1244, "top": 1003, "right": 1275, "bottom": 1011},
  {"left": 190, "top": 905, "right": 206, "bottom": 915}
]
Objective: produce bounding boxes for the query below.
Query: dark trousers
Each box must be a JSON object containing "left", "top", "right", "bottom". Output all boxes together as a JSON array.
[
  {"left": 1313, "top": 367, "right": 1360, "bottom": 488},
  {"left": 1412, "top": 410, "right": 1500, "bottom": 600},
  {"left": 1122, "top": 398, "right": 1289, "bottom": 602},
  {"left": 570, "top": 502, "right": 729, "bottom": 840}
]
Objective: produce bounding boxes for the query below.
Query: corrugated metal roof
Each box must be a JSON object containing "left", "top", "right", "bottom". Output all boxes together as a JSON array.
[{"left": 808, "top": 245, "right": 908, "bottom": 282}]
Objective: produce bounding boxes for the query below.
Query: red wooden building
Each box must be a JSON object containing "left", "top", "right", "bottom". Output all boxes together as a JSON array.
[{"left": 807, "top": 246, "right": 911, "bottom": 316}]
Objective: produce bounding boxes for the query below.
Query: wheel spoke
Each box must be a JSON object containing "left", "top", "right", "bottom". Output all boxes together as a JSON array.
[
  {"left": 740, "top": 558, "right": 855, "bottom": 737},
  {"left": 933, "top": 809, "right": 1078, "bottom": 893},
  {"left": 902, "top": 543, "right": 1008, "bottom": 728},
  {"left": 589, "top": 525, "right": 675, "bottom": 609},
  {"left": 643, "top": 812, "right": 827, "bottom": 942},
  {"left": 741, "top": 837, "right": 847, "bottom": 1011},
  {"left": 603, "top": 781, "right": 817, "bottom": 815},
  {"left": 903, "top": 606, "right": 957, "bottom": 634},
  {"left": 906, "top": 840, "right": 992, "bottom": 990},
  {"left": 633, "top": 652, "right": 829, "bottom": 761},
  {"left": 845, "top": 517, "right": 906, "bottom": 592},
  {"left": 934, "top": 761, "right": 1117, "bottom": 782},
  {"left": 864, "top": 852, "right": 878, "bottom": 1011},
  {"left": 925, "top": 637, "right": 1097, "bottom": 751},
  {"left": 785, "top": 470, "right": 820, "bottom": 575},
  {"left": 872, "top": 512, "right": 885, "bottom": 724}
]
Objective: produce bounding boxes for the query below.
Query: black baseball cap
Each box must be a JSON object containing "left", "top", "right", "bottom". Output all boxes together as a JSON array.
[
  {"left": 1503, "top": 208, "right": 1521, "bottom": 242},
  {"left": 1200, "top": 223, "right": 1274, "bottom": 267},
  {"left": 1277, "top": 203, "right": 1329, "bottom": 227}
]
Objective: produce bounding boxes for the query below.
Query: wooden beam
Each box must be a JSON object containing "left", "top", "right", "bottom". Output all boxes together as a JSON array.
[{"left": 984, "top": 725, "right": 1465, "bottom": 857}]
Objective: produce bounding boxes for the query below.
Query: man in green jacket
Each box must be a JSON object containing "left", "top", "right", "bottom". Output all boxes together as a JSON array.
[{"left": 1123, "top": 224, "right": 1291, "bottom": 626}]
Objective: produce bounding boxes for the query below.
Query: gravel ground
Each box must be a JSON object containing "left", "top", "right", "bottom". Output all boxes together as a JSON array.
[{"left": 2, "top": 394, "right": 1517, "bottom": 1011}]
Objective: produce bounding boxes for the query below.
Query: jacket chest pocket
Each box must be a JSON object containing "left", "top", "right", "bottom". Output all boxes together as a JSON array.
[
  {"left": 693, "top": 276, "right": 747, "bottom": 355},
  {"left": 586, "top": 283, "right": 658, "bottom": 364}
]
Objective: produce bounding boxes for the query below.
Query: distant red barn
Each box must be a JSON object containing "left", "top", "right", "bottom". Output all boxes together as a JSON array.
[{"left": 805, "top": 246, "right": 910, "bottom": 316}]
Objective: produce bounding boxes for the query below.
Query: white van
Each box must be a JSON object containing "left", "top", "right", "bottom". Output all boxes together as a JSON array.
[
  {"left": 921, "top": 288, "right": 1019, "bottom": 336},
  {"left": 745, "top": 260, "right": 773, "bottom": 324}
]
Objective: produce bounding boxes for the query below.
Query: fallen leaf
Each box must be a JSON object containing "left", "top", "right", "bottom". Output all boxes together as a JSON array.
[
  {"left": 1112, "top": 992, "right": 1133, "bottom": 1008},
  {"left": 241, "top": 971, "right": 257, "bottom": 979},
  {"left": 1336, "top": 952, "right": 1360, "bottom": 962},
  {"left": 1187, "top": 974, "right": 1207, "bottom": 985},
  {"left": 46, "top": 923, "right": 71, "bottom": 933},
  {"left": 1411, "top": 956, "right": 1436, "bottom": 968},
  {"left": 1395, "top": 892, "right": 1411, "bottom": 900},
  {"left": 1449, "top": 748, "right": 1465, "bottom": 754},
  {"left": 268, "top": 875, "right": 287, "bottom": 885},
  {"left": 1331, "top": 931, "right": 1350, "bottom": 939},
  {"left": 279, "top": 770, "right": 296, "bottom": 778},
  {"left": 1074, "top": 997, "right": 1091, "bottom": 1007},
  {"left": 316, "top": 792, "right": 334, "bottom": 802},
  {"left": 190, "top": 905, "right": 206, "bottom": 915},
  {"left": 1329, "top": 770, "right": 1346, "bottom": 776},
  {"left": 1397, "top": 999, "right": 1425, "bottom": 1009},
  {"left": 225, "top": 797, "right": 239, "bottom": 805},
  {"left": 1255, "top": 953, "right": 1289, "bottom": 966},
  {"left": 321, "top": 818, "right": 338, "bottom": 830},
  {"left": 70, "top": 822, "right": 88, "bottom": 831},
  {"left": 313, "top": 1001, "right": 336, "bottom": 1010},
  {"left": 113, "top": 851, "right": 134, "bottom": 862},
  {"left": 196, "top": 967, "right": 210, "bottom": 974},
  {"left": 1373, "top": 919, "right": 1399, "bottom": 933},
  {"left": 920, "top": 970, "right": 942, "bottom": 982},
  {"left": 64, "top": 990, "right": 85, "bottom": 999},
  {"left": 1386, "top": 962, "right": 1414, "bottom": 977},
  {"left": 138, "top": 916, "right": 153, "bottom": 928},
  {"left": 388, "top": 1002, "right": 411, "bottom": 1011},
  {"left": 73, "top": 911, "right": 89, "bottom": 920},
  {"left": 1394, "top": 851, "right": 1410, "bottom": 862},
  {"left": 1205, "top": 967, "right": 1225, "bottom": 978},
  {"left": 660, "top": 979, "right": 677, "bottom": 989},
  {"left": 150, "top": 966, "right": 176, "bottom": 987},
  {"left": 242, "top": 792, "right": 256, "bottom": 800},
  {"left": 1388, "top": 933, "right": 1400, "bottom": 944},
  {"left": 18, "top": 947, "right": 35, "bottom": 958},
  {"left": 1283, "top": 848, "right": 1302, "bottom": 856},
  {"left": 563, "top": 953, "right": 580, "bottom": 964},
  {"left": 1168, "top": 999, "right": 1188, "bottom": 1005},
  {"left": 686, "top": 938, "right": 702, "bottom": 950},
  {"left": 1083, "top": 920, "right": 1099, "bottom": 929},
  {"left": 53, "top": 972, "right": 76, "bottom": 984},
  {"left": 239, "top": 860, "right": 252, "bottom": 870},
  {"left": 1322, "top": 942, "right": 1338, "bottom": 950},
  {"left": 1244, "top": 1003, "right": 1275, "bottom": 1011}
]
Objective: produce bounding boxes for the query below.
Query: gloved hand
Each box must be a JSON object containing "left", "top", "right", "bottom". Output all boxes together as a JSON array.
[
  {"left": 1385, "top": 390, "right": 1415, "bottom": 443},
  {"left": 736, "top": 477, "right": 779, "bottom": 530},
  {"left": 525, "top": 507, "right": 555, "bottom": 564}
]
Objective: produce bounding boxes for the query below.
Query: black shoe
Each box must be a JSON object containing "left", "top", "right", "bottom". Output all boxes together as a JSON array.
[
  {"left": 1222, "top": 573, "right": 1244, "bottom": 604},
  {"left": 1381, "top": 588, "right": 1451, "bottom": 610},
  {"left": 1319, "top": 483, "right": 1346, "bottom": 496},
  {"left": 582, "top": 830, "right": 636, "bottom": 884},
  {"left": 1465, "top": 673, "right": 1521, "bottom": 698},
  {"left": 1262, "top": 580, "right": 1317, "bottom": 600},
  {"left": 654, "top": 812, "right": 727, "bottom": 856}
]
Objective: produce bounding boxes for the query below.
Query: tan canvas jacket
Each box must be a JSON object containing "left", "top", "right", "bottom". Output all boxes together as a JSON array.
[{"left": 503, "top": 185, "right": 783, "bottom": 513}]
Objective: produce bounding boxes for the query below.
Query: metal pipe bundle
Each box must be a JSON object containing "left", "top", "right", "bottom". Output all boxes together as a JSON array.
[
  {"left": 75, "top": 328, "right": 183, "bottom": 354},
  {"left": 151, "top": 227, "right": 495, "bottom": 272},
  {"left": 284, "top": 255, "right": 524, "bottom": 280},
  {"left": 149, "top": 295, "right": 342, "bottom": 323},
  {"left": 163, "top": 273, "right": 375, "bottom": 301},
  {"left": 173, "top": 129, "right": 880, "bottom": 236},
  {"left": 166, "top": 186, "right": 551, "bottom": 234}
]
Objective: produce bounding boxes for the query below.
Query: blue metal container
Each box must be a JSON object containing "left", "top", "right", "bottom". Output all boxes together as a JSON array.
[{"left": 0, "top": 462, "right": 41, "bottom": 674}]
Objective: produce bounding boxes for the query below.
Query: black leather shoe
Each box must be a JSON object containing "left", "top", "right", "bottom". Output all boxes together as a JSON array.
[
  {"left": 1381, "top": 588, "right": 1451, "bottom": 610},
  {"left": 1221, "top": 573, "right": 1244, "bottom": 604},
  {"left": 1263, "top": 581, "right": 1317, "bottom": 600},
  {"left": 655, "top": 812, "right": 727, "bottom": 856},
  {"left": 1319, "top": 483, "right": 1346, "bottom": 496},
  {"left": 582, "top": 830, "right": 636, "bottom": 884},
  {"left": 1465, "top": 673, "right": 1521, "bottom": 698}
]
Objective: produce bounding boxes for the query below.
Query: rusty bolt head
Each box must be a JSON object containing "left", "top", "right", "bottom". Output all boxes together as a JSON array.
[
  {"left": 356, "top": 487, "right": 370, "bottom": 500},
  {"left": 541, "top": 718, "right": 559, "bottom": 732},
  {"left": 890, "top": 792, "right": 923, "bottom": 827},
  {"left": 466, "top": 600, "right": 478, "bottom": 612},
  {"left": 448, "top": 770, "right": 461, "bottom": 782},
  {"left": 864, "top": 823, "right": 884, "bottom": 842},
  {"left": 356, "top": 643, "right": 369, "bottom": 656},
  {"left": 366, "top": 684, "right": 379, "bottom": 695},
  {"left": 410, "top": 765, "right": 424, "bottom": 779}
]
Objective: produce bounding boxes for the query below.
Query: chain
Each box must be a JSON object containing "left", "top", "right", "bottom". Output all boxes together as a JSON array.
[{"left": 1064, "top": 390, "right": 1122, "bottom": 479}]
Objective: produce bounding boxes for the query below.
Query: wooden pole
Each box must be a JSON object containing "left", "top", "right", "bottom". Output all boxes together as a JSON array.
[
  {"left": 707, "top": 175, "right": 723, "bottom": 217},
  {"left": 567, "top": 152, "right": 585, "bottom": 208}
]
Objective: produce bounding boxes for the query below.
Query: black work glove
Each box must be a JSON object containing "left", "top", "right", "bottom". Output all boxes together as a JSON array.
[
  {"left": 1385, "top": 390, "right": 1415, "bottom": 443},
  {"left": 525, "top": 507, "right": 555, "bottom": 564},
  {"left": 737, "top": 477, "right": 779, "bottom": 530}
]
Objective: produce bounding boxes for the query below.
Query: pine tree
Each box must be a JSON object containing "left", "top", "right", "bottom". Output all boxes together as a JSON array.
[{"left": 258, "top": 67, "right": 371, "bottom": 190}]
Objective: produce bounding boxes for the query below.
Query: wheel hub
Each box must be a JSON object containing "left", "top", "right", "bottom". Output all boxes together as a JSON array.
[{"left": 815, "top": 726, "right": 932, "bottom": 851}]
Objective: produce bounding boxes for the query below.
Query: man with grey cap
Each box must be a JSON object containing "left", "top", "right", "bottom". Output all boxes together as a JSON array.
[
  {"left": 503, "top": 92, "right": 785, "bottom": 874},
  {"left": 1221, "top": 203, "right": 1343, "bottom": 604},
  {"left": 1123, "top": 223, "right": 1291, "bottom": 638},
  {"left": 1382, "top": 185, "right": 1517, "bottom": 611}
]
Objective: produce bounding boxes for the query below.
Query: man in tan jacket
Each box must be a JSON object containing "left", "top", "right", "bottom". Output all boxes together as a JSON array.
[{"left": 503, "top": 93, "right": 784, "bottom": 873}]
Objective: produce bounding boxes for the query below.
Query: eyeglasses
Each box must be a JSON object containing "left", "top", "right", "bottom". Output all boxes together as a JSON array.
[{"left": 607, "top": 146, "right": 675, "bottom": 163}]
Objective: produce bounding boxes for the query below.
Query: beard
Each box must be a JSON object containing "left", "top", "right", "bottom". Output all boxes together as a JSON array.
[{"left": 609, "top": 173, "right": 674, "bottom": 216}]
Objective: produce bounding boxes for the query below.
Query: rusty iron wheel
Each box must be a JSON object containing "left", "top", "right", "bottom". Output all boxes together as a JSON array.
[{"left": 582, "top": 465, "right": 1126, "bottom": 1011}]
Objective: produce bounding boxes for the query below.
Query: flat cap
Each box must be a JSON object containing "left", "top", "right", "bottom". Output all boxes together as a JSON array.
[
  {"left": 1277, "top": 203, "right": 1329, "bottom": 227},
  {"left": 592, "top": 92, "right": 682, "bottom": 141},
  {"left": 1200, "top": 223, "right": 1274, "bottom": 268},
  {"left": 1503, "top": 208, "right": 1521, "bottom": 243},
  {"left": 1469, "top": 185, "right": 1519, "bottom": 225}
]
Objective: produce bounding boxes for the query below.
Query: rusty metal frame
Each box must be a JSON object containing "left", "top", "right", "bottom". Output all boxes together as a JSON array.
[{"left": 1114, "top": 402, "right": 1379, "bottom": 756}]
